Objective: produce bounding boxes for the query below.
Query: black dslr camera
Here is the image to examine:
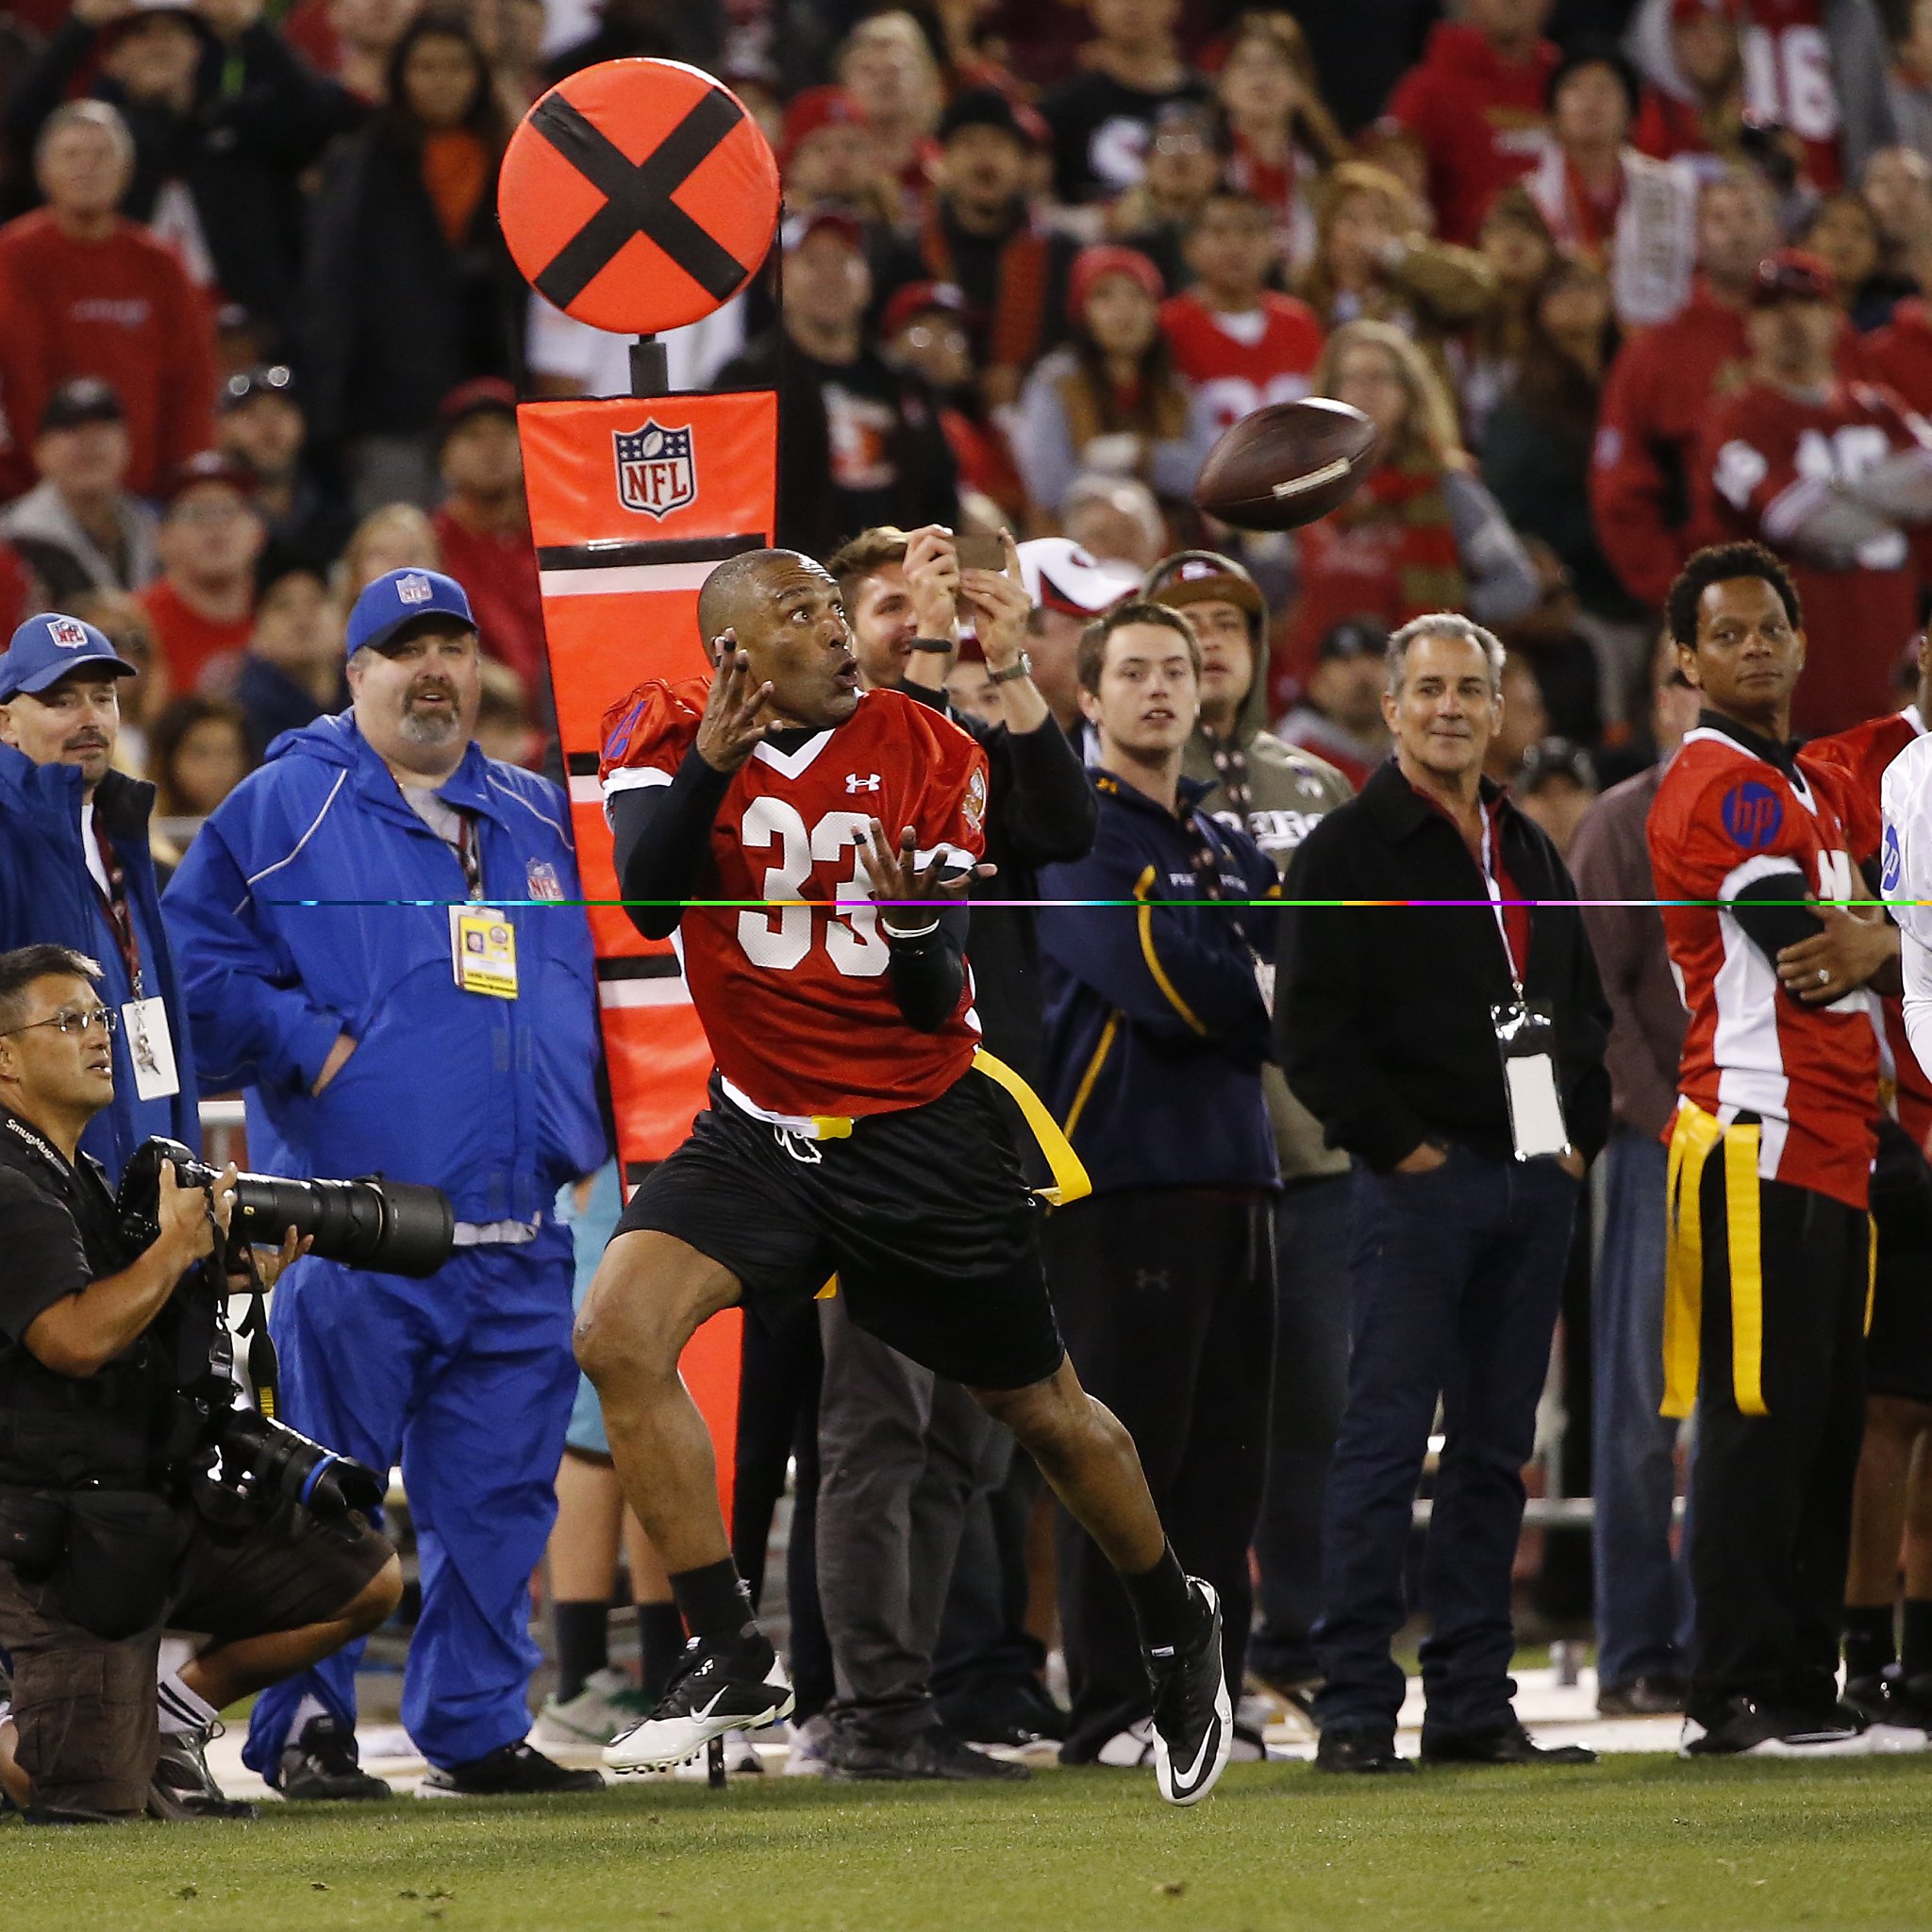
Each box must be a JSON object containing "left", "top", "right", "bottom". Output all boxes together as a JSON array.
[{"left": 116, "top": 1138, "right": 457, "bottom": 1523}]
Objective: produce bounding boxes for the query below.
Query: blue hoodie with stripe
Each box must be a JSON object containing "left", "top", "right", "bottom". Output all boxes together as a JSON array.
[{"left": 1036, "top": 771, "right": 1280, "bottom": 1196}]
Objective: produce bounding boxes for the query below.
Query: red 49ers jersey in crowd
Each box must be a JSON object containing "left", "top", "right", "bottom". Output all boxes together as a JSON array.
[
  {"left": 1648, "top": 721, "right": 1878, "bottom": 1209},
  {"left": 600, "top": 681, "right": 991, "bottom": 1120},
  {"left": 1695, "top": 378, "right": 1930, "bottom": 737},
  {"left": 1802, "top": 704, "right": 1932, "bottom": 1149},
  {"left": 1159, "top": 290, "right": 1324, "bottom": 438},
  {"left": 1740, "top": 0, "right": 1843, "bottom": 190}
]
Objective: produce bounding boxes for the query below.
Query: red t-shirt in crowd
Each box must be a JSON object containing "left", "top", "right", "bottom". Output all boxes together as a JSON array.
[
  {"left": 1649, "top": 721, "right": 1877, "bottom": 1210},
  {"left": 1384, "top": 23, "right": 1558, "bottom": 243},
  {"left": 1693, "top": 377, "right": 1927, "bottom": 736},
  {"left": 1159, "top": 290, "right": 1324, "bottom": 440},
  {"left": 1741, "top": 0, "right": 1844, "bottom": 190},
  {"left": 0, "top": 211, "right": 216, "bottom": 498},
  {"left": 140, "top": 578, "right": 254, "bottom": 694},
  {"left": 1865, "top": 299, "right": 1932, "bottom": 414},
  {"left": 597, "top": 680, "right": 989, "bottom": 1120},
  {"left": 1800, "top": 704, "right": 1932, "bottom": 1150},
  {"left": 431, "top": 506, "right": 547, "bottom": 696}
]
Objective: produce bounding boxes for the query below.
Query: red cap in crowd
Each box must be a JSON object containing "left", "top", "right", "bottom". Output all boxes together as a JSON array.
[
  {"left": 1752, "top": 248, "right": 1837, "bottom": 307},
  {"left": 1066, "top": 245, "right": 1165, "bottom": 325},
  {"left": 438, "top": 375, "right": 518, "bottom": 430},
  {"left": 1671, "top": 0, "right": 1741, "bottom": 25},
  {"left": 781, "top": 86, "right": 865, "bottom": 167},
  {"left": 880, "top": 280, "right": 971, "bottom": 340},
  {"left": 161, "top": 449, "right": 258, "bottom": 504},
  {"left": 787, "top": 208, "right": 865, "bottom": 254}
]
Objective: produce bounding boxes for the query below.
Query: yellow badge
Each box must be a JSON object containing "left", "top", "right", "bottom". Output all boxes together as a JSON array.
[{"left": 449, "top": 905, "right": 519, "bottom": 999}]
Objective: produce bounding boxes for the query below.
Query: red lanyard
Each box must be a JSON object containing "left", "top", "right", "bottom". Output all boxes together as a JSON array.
[{"left": 90, "top": 822, "right": 143, "bottom": 997}]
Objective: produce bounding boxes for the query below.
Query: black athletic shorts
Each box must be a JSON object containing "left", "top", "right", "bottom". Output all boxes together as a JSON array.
[
  {"left": 1869, "top": 1124, "right": 1932, "bottom": 1406},
  {"left": 615, "top": 1067, "right": 1067, "bottom": 1391}
]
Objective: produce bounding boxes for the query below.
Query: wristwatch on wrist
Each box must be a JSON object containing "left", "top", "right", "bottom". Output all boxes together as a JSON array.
[{"left": 987, "top": 652, "right": 1033, "bottom": 686}]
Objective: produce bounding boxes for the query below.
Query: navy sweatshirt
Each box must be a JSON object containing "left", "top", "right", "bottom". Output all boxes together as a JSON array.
[{"left": 1037, "top": 771, "right": 1280, "bottom": 1195}]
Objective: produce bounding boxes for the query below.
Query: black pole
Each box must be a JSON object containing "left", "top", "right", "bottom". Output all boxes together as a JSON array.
[{"left": 629, "top": 335, "right": 670, "bottom": 397}]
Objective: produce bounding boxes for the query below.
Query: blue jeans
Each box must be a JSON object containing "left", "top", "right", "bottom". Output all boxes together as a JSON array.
[
  {"left": 1591, "top": 1127, "right": 1692, "bottom": 1689},
  {"left": 1315, "top": 1146, "right": 1579, "bottom": 1737},
  {"left": 1250, "top": 1174, "right": 1354, "bottom": 1688}
]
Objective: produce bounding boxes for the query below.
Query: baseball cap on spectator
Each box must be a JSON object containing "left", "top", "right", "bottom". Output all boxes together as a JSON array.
[
  {"left": 438, "top": 376, "right": 519, "bottom": 440},
  {"left": 39, "top": 377, "right": 125, "bottom": 435},
  {"left": 880, "top": 280, "right": 971, "bottom": 340},
  {"left": 1067, "top": 245, "right": 1164, "bottom": 324},
  {"left": 938, "top": 87, "right": 1047, "bottom": 152},
  {"left": 1672, "top": 0, "right": 1740, "bottom": 23},
  {"left": 0, "top": 611, "right": 137, "bottom": 699},
  {"left": 347, "top": 568, "right": 475, "bottom": 657},
  {"left": 1142, "top": 550, "right": 1266, "bottom": 634},
  {"left": 1318, "top": 615, "right": 1391, "bottom": 661},
  {"left": 781, "top": 86, "right": 866, "bottom": 167},
  {"left": 1017, "top": 538, "right": 1141, "bottom": 617},
  {"left": 786, "top": 207, "right": 864, "bottom": 255},
  {"left": 1518, "top": 735, "right": 1598, "bottom": 795},
  {"left": 220, "top": 363, "right": 296, "bottom": 414},
  {"left": 160, "top": 450, "right": 258, "bottom": 504},
  {"left": 1752, "top": 247, "right": 1836, "bottom": 305}
]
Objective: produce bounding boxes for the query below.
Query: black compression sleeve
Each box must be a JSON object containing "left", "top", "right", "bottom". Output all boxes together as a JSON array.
[
  {"left": 886, "top": 901, "right": 970, "bottom": 1031},
  {"left": 1728, "top": 874, "right": 1824, "bottom": 981},
  {"left": 609, "top": 746, "right": 732, "bottom": 941}
]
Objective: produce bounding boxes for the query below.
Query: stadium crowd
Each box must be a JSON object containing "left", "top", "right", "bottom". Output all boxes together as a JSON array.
[{"left": 3, "top": 0, "right": 1932, "bottom": 1823}]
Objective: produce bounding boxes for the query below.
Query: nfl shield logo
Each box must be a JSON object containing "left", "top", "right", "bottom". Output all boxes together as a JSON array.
[
  {"left": 614, "top": 422, "right": 696, "bottom": 520},
  {"left": 397, "top": 573, "right": 433, "bottom": 605},
  {"left": 48, "top": 617, "right": 89, "bottom": 648},
  {"left": 525, "top": 859, "right": 563, "bottom": 902}
]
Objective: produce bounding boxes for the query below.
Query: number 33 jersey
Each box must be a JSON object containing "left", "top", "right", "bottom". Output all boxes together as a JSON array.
[{"left": 600, "top": 678, "right": 991, "bottom": 1120}]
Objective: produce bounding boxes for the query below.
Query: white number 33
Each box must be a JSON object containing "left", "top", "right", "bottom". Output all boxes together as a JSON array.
[{"left": 736, "top": 798, "right": 889, "bottom": 976}]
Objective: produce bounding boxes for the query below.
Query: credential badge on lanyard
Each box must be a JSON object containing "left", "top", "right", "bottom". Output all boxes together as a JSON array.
[{"left": 1478, "top": 804, "right": 1570, "bottom": 1161}]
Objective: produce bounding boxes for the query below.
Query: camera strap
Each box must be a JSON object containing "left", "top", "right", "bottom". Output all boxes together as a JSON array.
[{"left": 225, "top": 1238, "right": 281, "bottom": 1419}]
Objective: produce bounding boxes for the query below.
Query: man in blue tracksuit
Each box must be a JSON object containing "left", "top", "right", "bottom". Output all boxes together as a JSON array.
[
  {"left": 163, "top": 570, "right": 607, "bottom": 1800},
  {"left": 0, "top": 612, "right": 199, "bottom": 1180},
  {"left": 1035, "top": 599, "right": 1280, "bottom": 1767}
]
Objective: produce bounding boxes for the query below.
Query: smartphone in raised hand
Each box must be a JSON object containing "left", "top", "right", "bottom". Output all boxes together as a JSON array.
[{"left": 954, "top": 532, "right": 1006, "bottom": 574}]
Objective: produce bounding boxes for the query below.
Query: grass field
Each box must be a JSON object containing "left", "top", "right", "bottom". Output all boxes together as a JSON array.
[{"left": 10, "top": 1756, "right": 1932, "bottom": 1932}]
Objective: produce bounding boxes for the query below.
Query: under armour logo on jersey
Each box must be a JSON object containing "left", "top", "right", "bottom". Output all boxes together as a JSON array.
[{"left": 845, "top": 774, "right": 882, "bottom": 793}]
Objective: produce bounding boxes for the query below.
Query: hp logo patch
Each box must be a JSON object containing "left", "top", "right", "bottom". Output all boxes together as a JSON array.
[
  {"left": 1721, "top": 779, "right": 1784, "bottom": 851},
  {"left": 614, "top": 422, "right": 695, "bottom": 520},
  {"left": 1884, "top": 822, "right": 1904, "bottom": 894}
]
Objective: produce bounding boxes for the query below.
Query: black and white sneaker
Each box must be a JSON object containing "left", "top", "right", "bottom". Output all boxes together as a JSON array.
[
  {"left": 1144, "top": 1577, "right": 1232, "bottom": 1807},
  {"left": 1680, "top": 1696, "right": 1874, "bottom": 1758},
  {"left": 603, "top": 1631, "right": 794, "bottom": 1774},
  {"left": 147, "top": 1724, "right": 258, "bottom": 1822},
  {"left": 276, "top": 1716, "right": 394, "bottom": 1801}
]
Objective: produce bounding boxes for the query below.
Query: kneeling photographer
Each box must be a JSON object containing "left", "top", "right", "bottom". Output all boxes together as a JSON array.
[{"left": 0, "top": 944, "right": 403, "bottom": 1825}]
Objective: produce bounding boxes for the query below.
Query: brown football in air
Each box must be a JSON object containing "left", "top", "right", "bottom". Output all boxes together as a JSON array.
[{"left": 1193, "top": 396, "right": 1381, "bottom": 532}]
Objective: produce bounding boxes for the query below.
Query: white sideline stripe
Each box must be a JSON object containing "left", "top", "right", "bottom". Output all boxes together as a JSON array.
[
  {"left": 540, "top": 562, "right": 717, "bottom": 598},
  {"left": 598, "top": 977, "right": 692, "bottom": 1008}
]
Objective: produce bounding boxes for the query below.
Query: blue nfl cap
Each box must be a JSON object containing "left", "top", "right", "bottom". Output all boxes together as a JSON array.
[
  {"left": 0, "top": 611, "right": 138, "bottom": 700},
  {"left": 346, "top": 568, "right": 475, "bottom": 657}
]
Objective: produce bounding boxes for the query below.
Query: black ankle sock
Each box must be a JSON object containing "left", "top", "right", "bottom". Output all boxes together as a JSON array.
[
  {"left": 1843, "top": 1603, "right": 1897, "bottom": 1681},
  {"left": 554, "top": 1599, "right": 610, "bottom": 1703},
  {"left": 1121, "top": 1543, "right": 1197, "bottom": 1653},
  {"left": 1903, "top": 1599, "right": 1932, "bottom": 1677},
  {"left": 638, "top": 1601, "right": 688, "bottom": 1702},
  {"left": 669, "top": 1557, "right": 756, "bottom": 1643}
]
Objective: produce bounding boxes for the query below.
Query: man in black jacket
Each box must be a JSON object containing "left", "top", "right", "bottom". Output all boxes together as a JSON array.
[
  {"left": 1278, "top": 611, "right": 1610, "bottom": 1774},
  {"left": 804, "top": 523, "right": 1096, "bottom": 1777}
]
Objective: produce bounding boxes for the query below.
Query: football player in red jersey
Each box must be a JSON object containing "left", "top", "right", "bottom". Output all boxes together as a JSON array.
[
  {"left": 1799, "top": 632, "right": 1932, "bottom": 1735},
  {"left": 1649, "top": 540, "right": 1897, "bottom": 1757},
  {"left": 574, "top": 549, "right": 1233, "bottom": 1807}
]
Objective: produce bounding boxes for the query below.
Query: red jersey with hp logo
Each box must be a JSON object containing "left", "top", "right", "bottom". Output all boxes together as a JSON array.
[
  {"left": 1648, "top": 722, "right": 1877, "bottom": 1208},
  {"left": 599, "top": 680, "right": 989, "bottom": 1119}
]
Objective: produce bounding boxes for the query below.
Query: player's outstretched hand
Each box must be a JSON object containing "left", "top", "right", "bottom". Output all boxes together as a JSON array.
[
  {"left": 696, "top": 631, "right": 775, "bottom": 774},
  {"left": 860, "top": 822, "right": 994, "bottom": 938}
]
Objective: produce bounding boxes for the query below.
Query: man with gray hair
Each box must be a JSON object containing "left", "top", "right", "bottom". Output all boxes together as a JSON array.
[{"left": 1276, "top": 610, "right": 1610, "bottom": 1774}]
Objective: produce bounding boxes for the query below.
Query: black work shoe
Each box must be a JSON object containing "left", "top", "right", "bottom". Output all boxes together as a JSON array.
[
  {"left": 276, "top": 1716, "right": 393, "bottom": 1801},
  {"left": 417, "top": 1740, "right": 607, "bottom": 1796},
  {"left": 603, "top": 1628, "right": 793, "bottom": 1774},
  {"left": 1145, "top": 1577, "right": 1232, "bottom": 1807},
  {"left": 1420, "top": 1719, "right": 1596, "bottom": 1765},
  {"left": 1679, "top": 1695, "right": 1872, "bottom": 1758},
  {"left": 824, "top": 1724, "right": 1030, "bottom": 1782},
  {"left": 1313, "top": 1727, "right": 1414, "bottom": 1774},
  {"left": 148, "top": 1724, "right": 258, "bottom": 1821},
  {"left": 940, "top": 1677, "right": 1068, "bottom": 1748},
  {"left": 1596, "top": 1673, "right": 1686, "bottom": 1717}
]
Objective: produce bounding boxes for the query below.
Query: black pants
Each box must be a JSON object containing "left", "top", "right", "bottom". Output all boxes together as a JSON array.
[
  {"left": 815, "top": 1295, "right": 1004, "bottom": 1742},
  {"left": 1686, "top": 1162, "right": 1869, "bottom": 1725},
  {"left": 1044, "top": 1188, "right": 1274, "bottom": 1760}
]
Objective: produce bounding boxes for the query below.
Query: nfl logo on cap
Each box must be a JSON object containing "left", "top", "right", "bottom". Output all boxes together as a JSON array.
[
  {"left": 397, "top": 573, "right": 434, "bottom": 605},
  {"left": 48, "top": 617, "right": 89, "bottom": 648},
  {"left": 613, "top": 422, "right": 696, "bottom": 520}
]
